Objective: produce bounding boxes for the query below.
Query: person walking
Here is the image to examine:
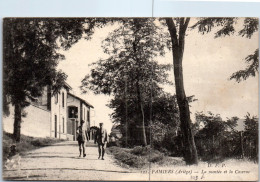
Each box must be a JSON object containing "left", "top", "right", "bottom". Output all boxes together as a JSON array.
[
  {"left": 76, "top": 120, "right": 87, "bottom": 157},
  {"left": 96, "top": 122, "right": 107, "bottom": 160}
]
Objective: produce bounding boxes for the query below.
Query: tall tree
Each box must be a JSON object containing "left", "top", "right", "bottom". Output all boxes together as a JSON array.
[
  {"left": 3, "top": 18, "right": 100, "bottom": 142},
  {"left": 163, "top": 17, "right": 258, "bottom": 164},
  {"left": 164, "top": 17, "right": 198, "bottom": 165},
  {"left": 81, "top": 18, "right": 171, "bottom": 146}
]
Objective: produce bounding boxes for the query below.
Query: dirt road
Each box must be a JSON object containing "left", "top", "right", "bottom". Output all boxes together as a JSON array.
[
  {"left": 3, "top": 141, "right": 149, "bottom": 181},
  {"left": 3, "top": 140, "right": 258, "bottom": 181}
]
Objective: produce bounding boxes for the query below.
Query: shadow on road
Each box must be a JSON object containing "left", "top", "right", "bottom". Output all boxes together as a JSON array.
[
  {"left": 50, "top": 142, "right": 98, "bottom": 147},
  {"left": 23, "top": 155, "right": 100, "bottom": 160},
  {"left": 5, "top": 167, "right": 133, "bottom": 174},
  {"left": 3, "top": 175, "right": 47, "bottom": 180}
]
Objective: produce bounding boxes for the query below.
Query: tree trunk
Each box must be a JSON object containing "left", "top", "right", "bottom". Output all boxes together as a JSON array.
[
  {"left": 13, "top": 102, "right": 22, "bottom": 142},
  {"left": 133, "top": 33, "right": 147, "bottom": 147},
  {"left": 166, "top": 18, "right": 198, "bottom": 165},
  {"left": 240, "top": 131, "right": 244, "bottom": 159},
  {"left": 124, "top": 77, "right": 128, "bottom": 146},
  {"left": 136, "top": 80, "right": 147, "bottom": 146}
]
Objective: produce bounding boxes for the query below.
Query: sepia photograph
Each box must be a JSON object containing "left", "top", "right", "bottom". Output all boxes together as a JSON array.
[{"left": 2, "top": 17, "right": 259, "bottom": 181}]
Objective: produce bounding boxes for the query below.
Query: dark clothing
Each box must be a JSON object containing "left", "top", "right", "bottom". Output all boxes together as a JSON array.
[
  {"left": 76, "top": 126, "right": 87, "bottom": 142},
  {"left": 96, "top": 127, "right": 108, "bottom": 159},
  {"left": 76, "top": 125, "right": 86, "bottom": 157},
  {"left": 96, "top": 128, "right": 108, "bottom": 145},
  {"left": 78, "top": 140, "right": 85, "bottom": 157},
  {"left": 78, "top": 140, "right": 84, "bottom": 146},
  {"left": 98, "top": 143, "right": 106, "bottom": 159}
]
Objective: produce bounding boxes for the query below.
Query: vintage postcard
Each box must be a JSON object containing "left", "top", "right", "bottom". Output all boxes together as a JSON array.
[{"left": 2, "top": 17, "right": 258, "bottom": 181}]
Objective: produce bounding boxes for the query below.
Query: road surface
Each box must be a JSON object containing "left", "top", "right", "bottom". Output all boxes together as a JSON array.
[
  {"left": 3, "top": 140, "right": 257, "bottom": 181},
  {"left": 3, "top": 140, "right": 149, "bottom": 180}
]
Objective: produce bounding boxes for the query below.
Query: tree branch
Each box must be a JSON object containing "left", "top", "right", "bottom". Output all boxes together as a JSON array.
[{"left": 165, "top": 18, "right": 179, "bottom": 48}]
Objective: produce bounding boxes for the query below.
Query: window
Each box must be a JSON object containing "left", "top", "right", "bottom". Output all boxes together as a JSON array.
[
  {"left": 62, "top": 117, "right": 65, "bottom": 133},
  {"left": 62, "top": 92, "right": 64, "bottom": 108},
  {"left": 68, "top": 106, "right": 78, "bottom": 118},
  {"left": 55, "top": 93, "right": 58, "bottom": 104},
  {"left": 87, "top": 110, "right": 90, "bottom": 122},
  {"left": 84, "top": 108, "right": 85, "bottom": 120}
]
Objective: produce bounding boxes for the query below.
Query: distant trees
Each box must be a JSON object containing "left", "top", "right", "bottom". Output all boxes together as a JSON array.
[
  {"left": 194, "top": 112, "right": 258, "bottom": 161},
  {"left": 243, "top": 113, "right": 258, "bottom": 160}
]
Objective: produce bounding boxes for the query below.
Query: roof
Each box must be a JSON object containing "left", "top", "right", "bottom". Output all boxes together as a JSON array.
[
  {"left": 68, "top": 92, "right": 94, "bottom": 108},
  {"left": 64, "top": 82, "right": 72, "bottom": 90}
]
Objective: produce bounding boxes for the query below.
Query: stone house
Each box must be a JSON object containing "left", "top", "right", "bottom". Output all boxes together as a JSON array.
[{"left": 2, "top": 84, "right": 94, "bottom": 141}]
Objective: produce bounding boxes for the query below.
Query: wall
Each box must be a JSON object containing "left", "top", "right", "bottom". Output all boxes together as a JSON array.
[
  {"left": 82, "top": 104, "right": 91, "bottom": 131},
  {"left": 50, "top": 87, "right": 68, "bottom": 140},
  {"left": 2, "top": 104, "right": 51, "bottom": 138},
  {"left": 66, "top": 94, "right": 91, "bottom": 140}
]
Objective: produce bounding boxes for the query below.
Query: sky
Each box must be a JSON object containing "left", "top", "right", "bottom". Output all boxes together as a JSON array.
[{"left": 58, "top": 18, "right": 258, "bottom": 132}]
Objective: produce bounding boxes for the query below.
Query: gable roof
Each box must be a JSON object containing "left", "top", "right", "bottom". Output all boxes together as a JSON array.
[
  {"left": 68, "top": 92, "right": 94, "bottom": 108},
  {"left": 64, "top": 82, "right": 72, "bottom": 90}
]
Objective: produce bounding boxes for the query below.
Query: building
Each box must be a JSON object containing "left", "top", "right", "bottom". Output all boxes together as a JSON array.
[
  {"left": 49, "top": 84, "right": 71, "bottom": 140},
  {"left": 67, "top": 93, "right": 94, "bottom": 141},
  {"left": 2, "top": 84, "right": 94, "bottom": 141}
]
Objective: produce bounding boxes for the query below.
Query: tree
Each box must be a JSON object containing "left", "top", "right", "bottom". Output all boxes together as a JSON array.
[
  {"left": 162, "top": 17, "right": 258, "bottom": 164},
  {"left": 163, "top": 17, "right": 198, "bottom": 164},
  {"left": 191, "top": 17, "right": 259, "bottom": 82},
  {"left": 230, "top": 49, "right": 259, "bottom": 82},
  {"left": 3, "top": 18, "right": 100, "bottom": 142},
  {"left": 81, "top": 18, "right": 172, "bottom": 146},
  {"left": 194, "top": 112, "right": 241, "bottom": 160},
  {"left": 243, "top": 113, "right": 258, "bottom": 160}
]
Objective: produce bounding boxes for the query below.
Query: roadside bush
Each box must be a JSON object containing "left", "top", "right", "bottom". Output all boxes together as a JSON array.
[
  {"left": 116, "top": 151, "right": 138, "bottom": 166},
  {"left": 148, "top": 152, "right": 164, "bottom": 163},
  {"left": 108, "top": 146, "right": 146, "bottom": 168},
  {"left": 108, "top": 145, "right": 167, "bottom": 168},
  {"left": 2, "top": 132, "right": 63, "bottom": 161},
  {"left": 131, "top": 145, "right": 151, "bottom": 156},
  {"left": 107, "top": 140, "right": 121, "bottom": 147}
]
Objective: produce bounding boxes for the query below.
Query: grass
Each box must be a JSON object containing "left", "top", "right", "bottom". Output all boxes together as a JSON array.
[
  {"left": 2, "top": 131, "right": 64, "bottom": 161},
  {"left": 107, "top": 145, "right": 168, "bottom": 168}
]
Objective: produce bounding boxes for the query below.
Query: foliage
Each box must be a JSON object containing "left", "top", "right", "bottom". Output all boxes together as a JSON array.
[
  {"left": 107, "top": 145, "right": 165, "bottom": 168},
  {"left": 2, "top": 131, "right": 63, "bottom": 162},
  {"left": 148, "top": 152, "right": 164, "bottom": 163},
  {"left": 3, "top": 18, "right": 109, "bottom": 141},
  {"left": 107, "top": 146, "right": 147, "bottom": 168},
  {"left": 191, "top": 17, "right": 259, "bottom": 82},
  {"left": 4, "top": 18, "right": 88, "bottom": 107},
  {"left": 131, "top": 145, "right": 151, "bottom": 156},
  {"left": 81, "top": 18, "right": 171, "bottom": 95},
  {"left": 81, "top": 18, "right": 172, "bottom": 146},
  {"left": 243, "top": 113, "right": 258, "bottom": 161},
  {"left": 230, "top": 49, "right": 259, "bottom": 82},
  {"left": 194, "top": 112, "right": 258, "bottom": 161}
]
